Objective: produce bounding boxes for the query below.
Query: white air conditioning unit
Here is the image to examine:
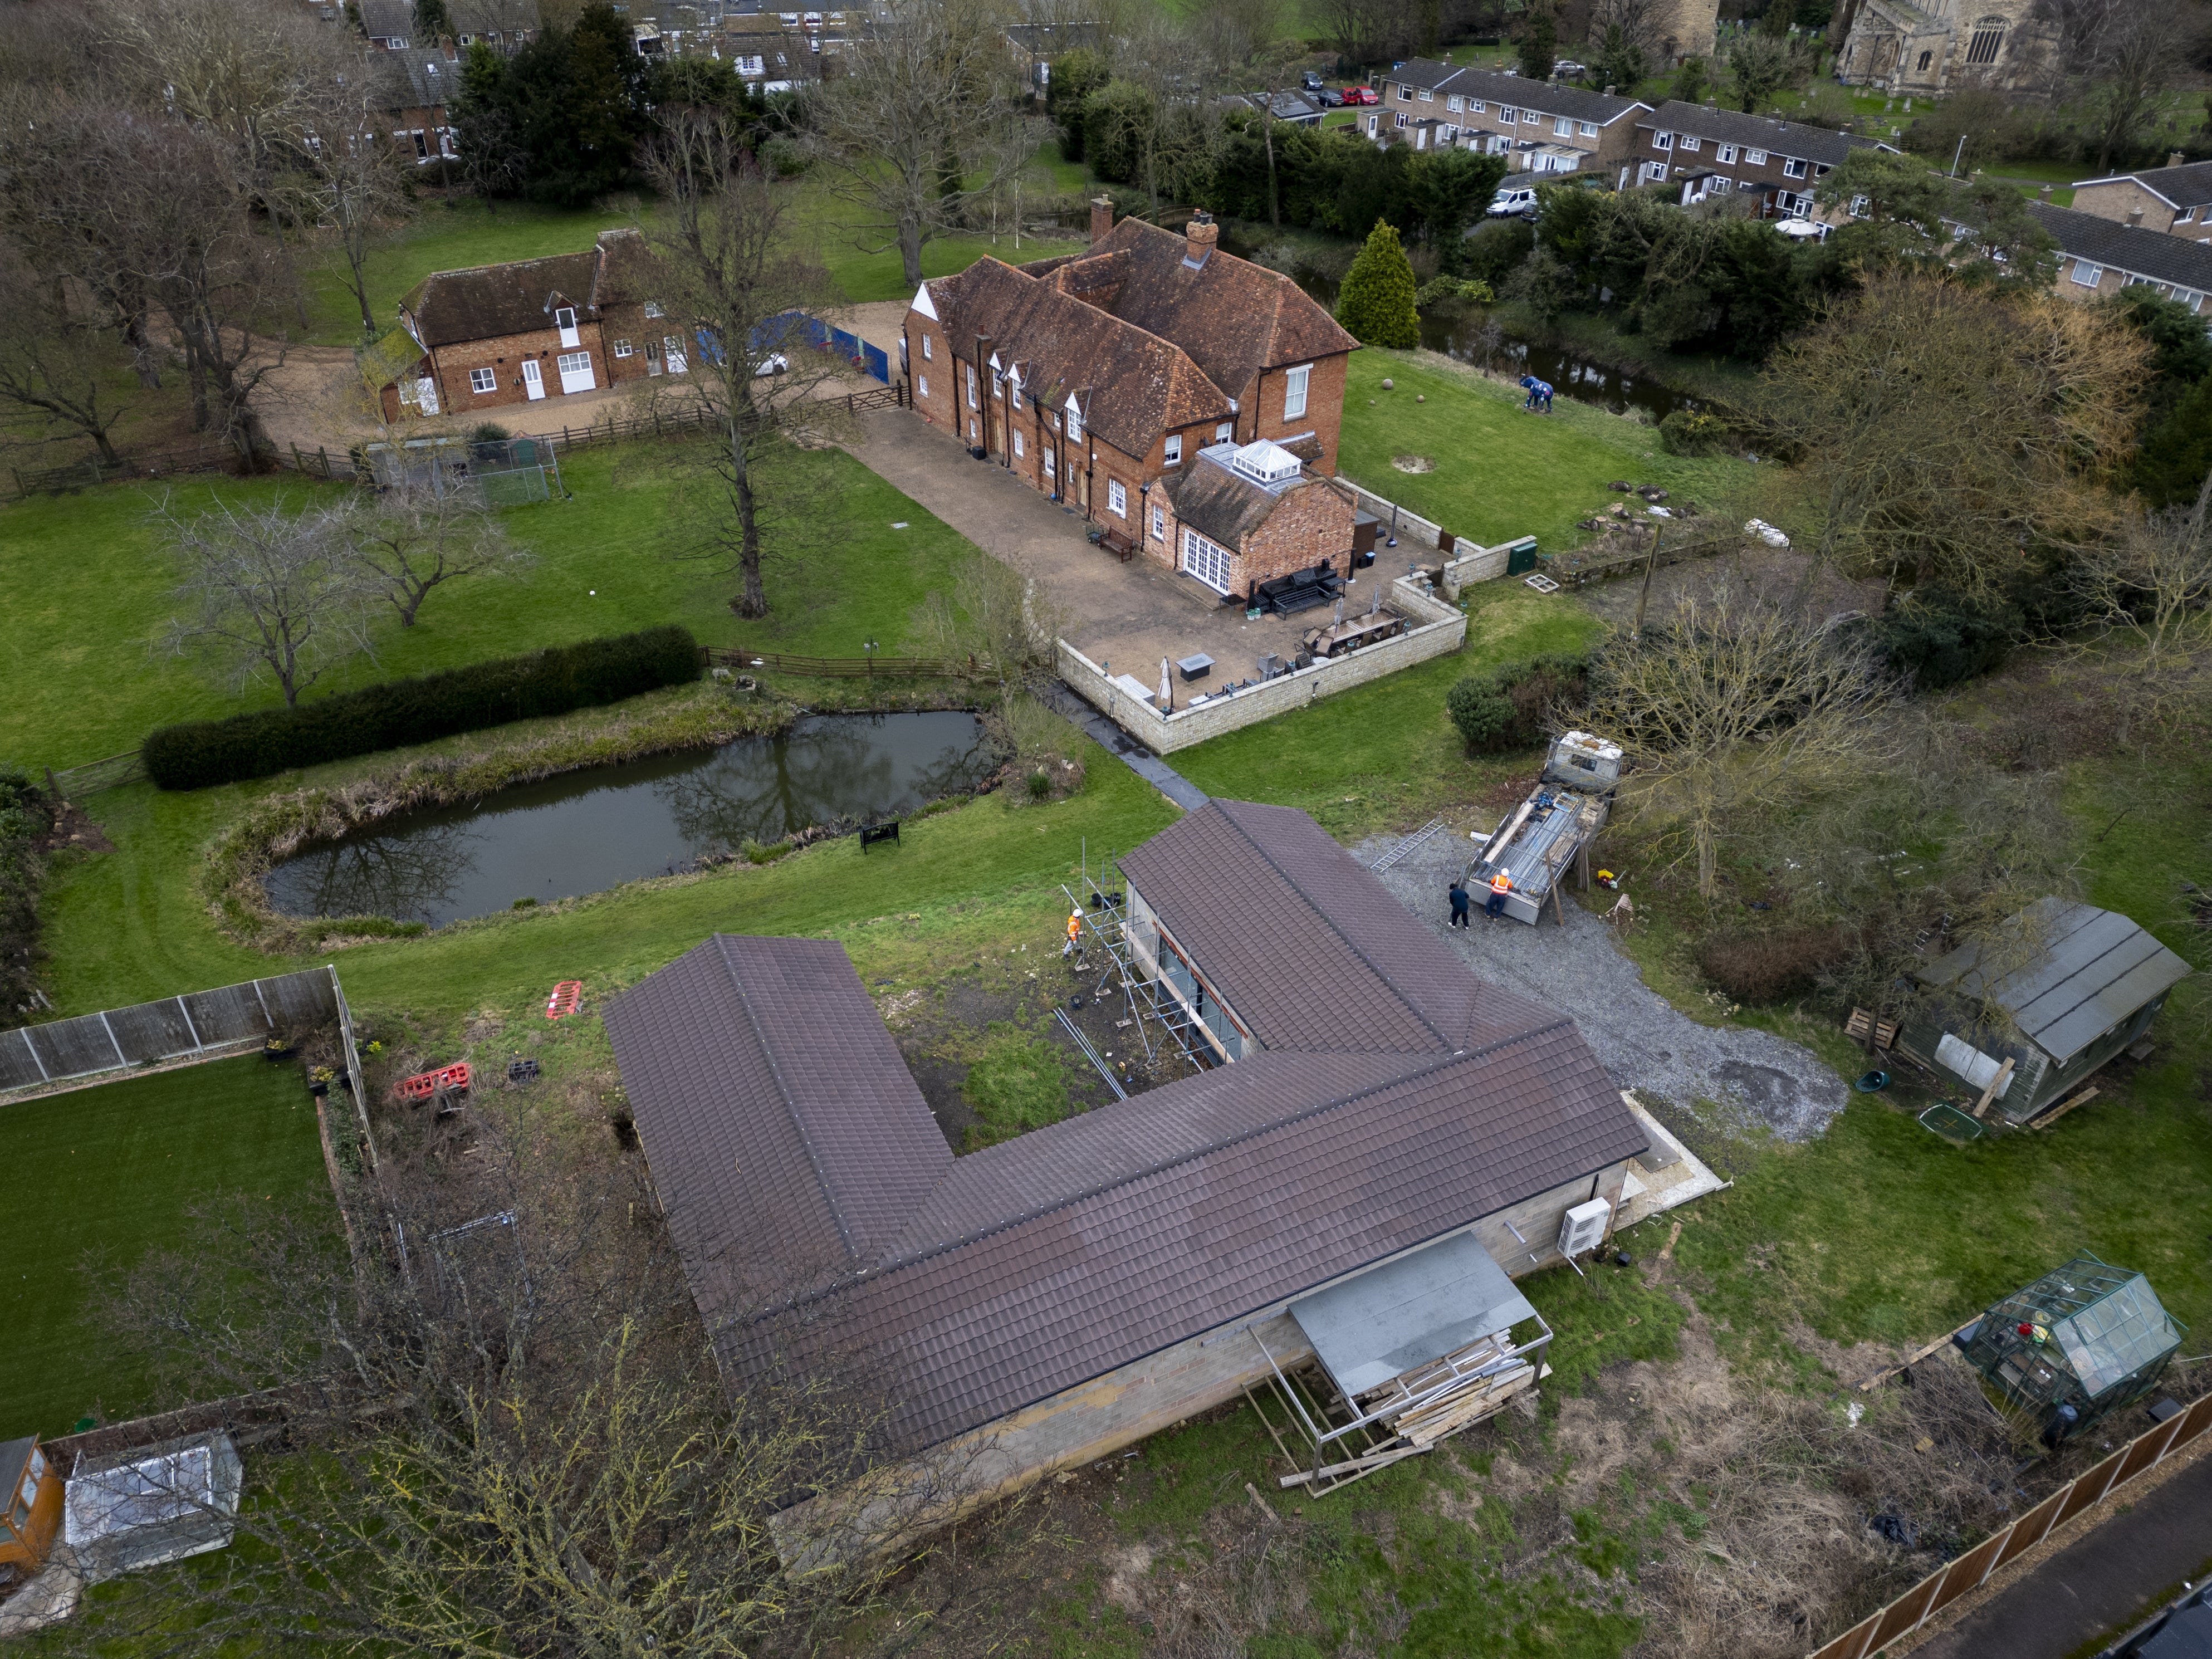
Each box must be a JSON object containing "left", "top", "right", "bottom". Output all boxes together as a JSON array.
[{"left": 1559, "top": 1197, "right": 1611, "bottom": 1259}]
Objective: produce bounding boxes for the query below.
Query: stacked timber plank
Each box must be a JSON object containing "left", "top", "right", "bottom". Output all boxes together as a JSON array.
[{"left": 1354, "top": 1332, "right": 1541, "bottom": 1450}]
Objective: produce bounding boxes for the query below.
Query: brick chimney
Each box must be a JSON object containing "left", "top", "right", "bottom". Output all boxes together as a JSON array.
[
  {"left": 2038, "top": 183, "right": 2051, "bottom": 200},
  {"left": 1184, "top": 210, "right": 1218, "bottom": 268},
  {"left": 1089, "top": 196, "right": 1114, "bottom": 244},
  {"left": 2172, "top": 150, "right": 2187, "bottom": 168}
]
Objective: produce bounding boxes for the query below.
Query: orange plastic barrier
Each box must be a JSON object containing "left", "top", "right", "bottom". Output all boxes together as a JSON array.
[
  {"left": 398, "top": 1061, "right": 472, "bottom": 1101},
  {"left": 545, "top": 981, "right": 584, "bottom": 1020}
]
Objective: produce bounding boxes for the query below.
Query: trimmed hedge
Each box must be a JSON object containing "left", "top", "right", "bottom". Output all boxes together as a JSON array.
[{"left": 144, "top": 625, "right": 701, "bottom": 790}]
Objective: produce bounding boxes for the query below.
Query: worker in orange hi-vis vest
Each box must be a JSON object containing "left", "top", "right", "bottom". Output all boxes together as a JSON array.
[
  {"left": 1484, "top": 869, "right": 1513, "bottom": 919},
  {"left": 1062, "top": 909, "right": 1083, "bottom": 957}
]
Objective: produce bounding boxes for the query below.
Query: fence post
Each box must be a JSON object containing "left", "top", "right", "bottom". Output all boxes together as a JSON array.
[
  {"left": 292, "top": 442, "right": 304, "bottom": 472},
  {"left": 319, "top": 447, "right": 331, "bottom": 479}
]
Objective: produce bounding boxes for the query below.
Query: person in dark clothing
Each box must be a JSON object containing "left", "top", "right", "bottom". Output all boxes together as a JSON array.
[{"left": 1449, "top": 882, "right": 1471, "bottom": 928}]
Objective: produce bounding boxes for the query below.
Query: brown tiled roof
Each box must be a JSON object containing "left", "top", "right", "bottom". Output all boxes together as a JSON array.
[
  {"left": 1073, "top": 218, "right": 1359, "bottom": 401},
  {"left": 589, "top": 228, "right": 657, "bottom": 309},
  {"left": 603, "top": 936, "right": 952, "bottom": 1306},
  {"left": 400, "top": 249, "right": 601, "bottom": 346},
  {"left": 611, "top": 804, "right": 1647, "bottom": 1454},
  {"left": 1159, "top": 449, "right": 1329, "bottom": 554},
  {"left": 922, "top": 257, "right": 1230, "bottom": 458}
]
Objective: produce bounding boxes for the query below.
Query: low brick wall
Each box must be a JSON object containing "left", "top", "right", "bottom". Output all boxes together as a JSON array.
[
  {"left": 1342, "top": 481, "right": 1526, "bottom": 599},
  {"left": 1061, "top": 576, "right": 1466, "bottom": 755}
]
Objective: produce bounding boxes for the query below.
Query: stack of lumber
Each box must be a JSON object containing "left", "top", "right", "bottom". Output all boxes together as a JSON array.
[{"left": 1354, "top": 1330, "right": 1539, "bottom": 1450}]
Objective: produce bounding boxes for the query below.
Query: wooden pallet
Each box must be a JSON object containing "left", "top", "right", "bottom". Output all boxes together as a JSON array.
[{"left": 1844, "top": 1007, "right": 1898, "bottom": 1050}]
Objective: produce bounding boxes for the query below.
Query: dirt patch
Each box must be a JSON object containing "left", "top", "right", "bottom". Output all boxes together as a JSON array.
[
  {"left": 1391, "top": 454, "right": 1435, "bottom": 473},
  {"left": 1577, "top": 544, "right": 1887, "bottom": 632},
  {"left": 34, "top": 801, "right": 112, "bottom": 855}
]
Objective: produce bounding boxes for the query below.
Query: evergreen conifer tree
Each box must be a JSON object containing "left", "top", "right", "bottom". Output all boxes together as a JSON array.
[{"left": 1335, "top": 221, "right": 1420, "bottom": 349}]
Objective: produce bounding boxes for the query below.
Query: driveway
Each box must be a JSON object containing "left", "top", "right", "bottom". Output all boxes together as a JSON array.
[
  {"left": 1368, "top": 823, "right": 1846, "bottom": 1141},
  {"left": 847, "top": 407, "right": 1374, "bottom": 687}
]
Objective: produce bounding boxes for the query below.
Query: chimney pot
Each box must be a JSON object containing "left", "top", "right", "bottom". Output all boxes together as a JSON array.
[
  {"left": 2128, "top": 208, "right": 2145, "bottom": 227},
  {"left": 2171, "top": 150, "right": 2186, "bottom": 168},
  {"left": 2038, "top": 183, "right": 2050, "bottom": 199},
  {"left": 1185, "top": 211, "right": 1218, "bottom": 265},
  {"left": 1089, "top": 195, "right": 1113, "bottom": 244}
]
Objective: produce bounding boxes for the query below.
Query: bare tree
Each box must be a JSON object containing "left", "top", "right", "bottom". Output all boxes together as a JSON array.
[
  {"left": 1754, "top": 275, "right": 2145, "bottom": 604},
  {"left": 1570, "top": 593, "right": 1898, "bottom": 898},
  {"left": 2063, "top": 472, "right": 2212, "bottom": 740},
  {"left": 909, "top": 552, "right": 1074, "bottom": 697},
  {"left": 638, "top": 111, "right": 853, "bottom": 618},
  {"left": 807, "top": 0, "right": 1035, "bottom": 287},
  {"left": 158, "top": 493, "right": 374, "bottom": 707},
  {"left": 349, "top": 481, "right": 536, "bottom": 628},
  {"left": 309, "top": 56, "right": 415, "bottom": 339},
  {"left": 2079, "top": 5, "right": 2180, "bottom": 173},
  {"left": 0, "top": 237, "right": 134, "bottom": 463}
]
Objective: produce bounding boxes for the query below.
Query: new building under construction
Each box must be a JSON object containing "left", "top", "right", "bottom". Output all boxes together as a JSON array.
[{"left": 604, "top": 799, "right": 1653, "bottom": 1548}]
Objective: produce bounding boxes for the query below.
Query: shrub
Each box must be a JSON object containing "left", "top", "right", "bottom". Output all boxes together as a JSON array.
[
  {"left": 144, "top": 625, "right": 701, "bottom": 790},
  {"left": 1658, "top": 409, "right": 1735, "bottom": 457},
  {"left": 1460, "top": 218, "right": 1534, "bottom": 288},
  {"left": 1336, "top": 221, "right": 1421, "bottom": 349},
  {"left": 1415, "top": 275, "right": 1495, "bottom": 308},
  {"left": 1446, "top": 653, "right": 1590, "bottom": 752},
  {"left": 1697, "top": 927, "right": 1847, "bottom": 1003},
  {"left": 468, "top": 422, "right": 511, "bottom": 443},
  {"left": 0, "top": 764, "right": 55, "bottom": 1026},
  {"left": 1872, "top": 590, "right": 2019, "bottom": 690}
]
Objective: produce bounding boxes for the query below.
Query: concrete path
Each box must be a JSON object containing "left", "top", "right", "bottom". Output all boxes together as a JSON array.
[
  {"left": 1911, "top": 1443, "right": 2212, "bottom": 1659},
  {"left": 1365, "top": 824, "right": 1846, "bottom": 1141},
  {"left": 1038, "top": 682, "right": 1208, "bottom": 811}
]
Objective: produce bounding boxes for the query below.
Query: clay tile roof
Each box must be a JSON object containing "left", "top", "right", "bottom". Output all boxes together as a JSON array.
[
  {"left": 922, "top": 257, "right": 1229, "bottom": 456},
  {"left": 1077, "top": 219, "right": 1358, "bottom": 400},
  {"left": 611, "top": 803, "right": 1646, "bottom": 1454},
  {"left": 603, "top": 936, "right": 953, "bottom": 1309},
  {"left": 589, "top": 227, "right": 658, "bottom": 309},
  {"left": 1158, "top": 449, "right": 1304, "bottom": 554},
  {"left": 399, "top": 249, "right": 603, "bottom": 347}
]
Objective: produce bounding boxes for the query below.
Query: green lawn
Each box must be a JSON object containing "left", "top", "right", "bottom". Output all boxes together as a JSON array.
[
  {"left": 2, "top": 443, "right": 980, "bottom": 771},
  {"left": 2, "top": 1054, "right": 335, "bottom": 1438},
  {"left": 1335, "top": 349, "right": 1750, "bottom": 554}
]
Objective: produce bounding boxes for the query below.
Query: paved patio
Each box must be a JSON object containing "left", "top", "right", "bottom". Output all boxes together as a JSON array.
[{"left": 848, "top": 407, "right": 1395, "bottom": 695}]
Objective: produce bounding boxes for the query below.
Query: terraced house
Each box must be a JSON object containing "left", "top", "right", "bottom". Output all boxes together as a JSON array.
[
  {"left": 902, "top": 203, "right": 1361, "bottom": 596},
  {"left": 1631, "top": 101, "right": 1897, "bottom": 220},
  {"left": 2070, "top": 156, "right": 2212, "bottom": 247},
  {"left": 2027, "top": 199, "right": 2212, "bottom": 315},
  {"left": 1371, "top": 61, "right": 1651, "bottom": 180}
]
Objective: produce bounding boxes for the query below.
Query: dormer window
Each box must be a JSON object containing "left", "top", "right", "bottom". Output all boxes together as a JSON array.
[
  {"left": 1066, "top": 400, "right": 1082, "bottom": 442},
  {"left": 644, "top": 300, "right": 664, "bottom": 318},
  {"left": 554, "top": 306, "right": 576, "bottom": 329},
  {"left": 1010, "top": 378, "right": 1023, "bottom": 413},
  {"left": 1163, "top": 434, "right": 1181, "bottom": 466}
]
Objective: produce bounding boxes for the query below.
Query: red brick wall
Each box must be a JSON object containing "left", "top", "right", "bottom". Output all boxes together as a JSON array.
[
  {"left": 426, "top": 322, "right": 610, "bottom": 413},
  {"left": 1245, "top": 351, "right": 1348, "bottom": 474},
  {"left": 1153, "top": 473, "right": 1355, "bottom": 599},
  {"left": 906, "top": 314, "right": 979, "bottom": 444}
]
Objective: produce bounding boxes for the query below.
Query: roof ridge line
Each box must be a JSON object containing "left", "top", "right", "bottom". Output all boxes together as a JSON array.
[
  {"left": 790, "top": 1021, "right": 1582, "bottom": 1308},
  {"left": 1217, "top": 802, "right": 1453, "bottom": 1046},
  {"left": 714, "top": 935, "right": 858, "bottom": 1264}
]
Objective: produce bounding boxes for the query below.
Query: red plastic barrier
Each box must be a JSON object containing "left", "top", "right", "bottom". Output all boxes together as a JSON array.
[
  {"left": 545, "top": 980, "right": 584, "bottom": 1020},
  {"left": 398, "top": 1061, "right": 472, "bottom": 1101}
]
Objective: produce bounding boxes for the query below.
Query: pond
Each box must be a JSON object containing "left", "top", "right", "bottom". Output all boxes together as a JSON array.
[
  {"left": 1220, "top": 231, "right": 1699, "bottom": 422},
  {"left": 263, "top": 712, "right": 994, "bottom": 928}
]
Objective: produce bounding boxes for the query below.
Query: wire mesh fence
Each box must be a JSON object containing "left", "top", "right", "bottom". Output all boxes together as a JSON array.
[{"left": 0, "top": 968, "right": 340, "bottom": 1095}]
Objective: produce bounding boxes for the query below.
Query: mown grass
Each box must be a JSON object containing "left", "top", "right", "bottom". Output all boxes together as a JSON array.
[
  {"left": 2, "top": 442, "right": 978, "bottom": 771},
  {"left": 1, "top": 1054, "right": 334, "bottom": 1438},
  {"left": 1334, "top": 349, "right": 1750, "bottom": 556}
]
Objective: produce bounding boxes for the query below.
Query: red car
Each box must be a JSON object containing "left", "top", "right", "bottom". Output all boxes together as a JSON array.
[{"left": 1342, "top": 85, "right": 1379, "bottom": 105}]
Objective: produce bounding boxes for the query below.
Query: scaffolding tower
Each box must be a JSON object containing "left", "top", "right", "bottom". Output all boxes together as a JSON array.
[{"left": 1059, "top": 844, "right": 1212, "bottom": 1080}]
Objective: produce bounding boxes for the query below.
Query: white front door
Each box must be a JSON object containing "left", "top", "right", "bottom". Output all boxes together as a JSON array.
[
  {"left": 662, "top": 335, "right": 688, "bottom": 375},
  {"left": 555, "top": 306, "right": 580, "bottom": 349},
  {"left": 521, "top": 359, "right": 545, "bottom": 400},
  {"left": 556, "top": 351, "right": 595, "bottom": 394}
]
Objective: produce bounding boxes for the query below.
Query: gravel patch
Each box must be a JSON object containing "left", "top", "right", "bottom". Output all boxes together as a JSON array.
[{"left": 1362, "top": 826, "right": 1847, "bottom": 1141}]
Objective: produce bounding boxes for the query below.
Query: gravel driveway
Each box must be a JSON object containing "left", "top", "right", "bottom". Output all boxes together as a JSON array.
[{"left": 1366, "top": 825, "right": 1847, "bottom": 1141}]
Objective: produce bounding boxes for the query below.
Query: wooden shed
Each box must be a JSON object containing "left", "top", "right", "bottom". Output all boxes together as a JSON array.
[
  {"left": 1898, "top": 898, "right": 2191, "bottom": 1125},
  {"left": 0, "top": 1436, "right": 64, "bottom": 1575}
]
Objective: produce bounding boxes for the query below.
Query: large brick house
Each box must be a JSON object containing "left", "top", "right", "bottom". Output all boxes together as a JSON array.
[
  {"left": 1153, "top": 439, "right": 1357, "bottom": 602},
  {"left": 394, "top": 229, "right": 683, "bottom": 415},
  {"left": 902, "top": 205, "right": 1360, "bottom": 601},
  {"left": 2069, "top": 157, "right": 2212, "bottom": 247},
  {"left": 1372, "top": 61, "right": 1652, "bottom": 183},
  {"left": 1631, "top": 102, "right": 1896, "bottom": 221}
]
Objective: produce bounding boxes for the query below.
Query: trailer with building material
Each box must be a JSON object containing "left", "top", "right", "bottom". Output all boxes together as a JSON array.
[{"left": 1463, "top": 731, "right": 1622, "bottom": 926}]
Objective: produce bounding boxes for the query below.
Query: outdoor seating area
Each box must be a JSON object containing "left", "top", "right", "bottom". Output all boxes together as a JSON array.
[{"left": 1255, "top": 564, "right": 1347, "bottom": 617}]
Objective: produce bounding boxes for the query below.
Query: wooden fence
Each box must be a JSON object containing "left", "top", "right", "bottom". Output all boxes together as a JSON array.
[
  {"left": 706, "top": 644, "right": 994, "bottom": 681},
  {"left": 47, "top": 751, "right": 149, "bottom": 797},
  {"left": 9, "top": 439, "right": 305, "bottom": 498},
  {"left": 1804, "top": 1388, "right": 2212, "bottom": 1658}
]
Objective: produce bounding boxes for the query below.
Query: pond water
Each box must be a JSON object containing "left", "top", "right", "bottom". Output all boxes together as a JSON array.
[
  {"left": 263, "top": 712, "right": 993, "bottom": 928},
  {"left": 1220, "top": 232, "right": 1697, "bottom": 422}
]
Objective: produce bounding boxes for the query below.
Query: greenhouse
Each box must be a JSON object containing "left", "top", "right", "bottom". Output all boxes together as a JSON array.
[{"left": 1957, "top": 1255, "right": 2184, "bottom": 1438}]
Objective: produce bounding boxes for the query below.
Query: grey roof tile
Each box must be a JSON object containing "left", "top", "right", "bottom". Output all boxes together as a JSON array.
[{"left": 2027, "top": 200, "right": 2212, "bottom": 292}]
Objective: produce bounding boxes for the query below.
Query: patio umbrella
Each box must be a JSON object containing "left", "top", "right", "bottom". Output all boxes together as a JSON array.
[{"left": 1161, "top": 658, "right": 1173, "bottom": 712}]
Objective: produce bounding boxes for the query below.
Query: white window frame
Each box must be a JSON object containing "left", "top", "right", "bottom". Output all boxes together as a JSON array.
[
  {"left": 921, "top": 332, "right": 932, "bottom": 360},
  {"left": 1645, "top": 161, "right": 1669, "bottom": 182},
  {"left": 1501, "top": 106, "right": 1518, "bottom": 123},
  {"left": 469, "top": 366, "right": 497, "bottom": 393},
  {"left": 1066, "top": 404, "right": 1082, "bottom": 443},
  {"left": 1783, "top": 156, "right": 1807, "bottom": 178},
  {"left": 1284, "top": 363, "right": 1310, "bottom": 420},
  {"left": 1396, "top": 112, "right": 1408, "bottom": 129},
  {"left": 1010, "top": 379, "right": 1024, "bottom": 413},
  {"left": 918, "top": 374, "right": 929, "bottom": 399},
  {"left": 2070, "top": 259, "right": 2103, "bottom": 287},
  {"left": 1180, "top": 526, "right": 1232, "bottom": 594},
  {"left": 1679, "top": 135, "right": 1699, "bottom": 153},
  {"left": 1718, "top": 143, "right": 1738, "bottom": 163},
  {"left": 1108, "top": 478, "right": 1128, "bottom": 518},
  {"left": 644, "top": 300, "right": 665, "bottom": 319},
  {"left": 967, "top": 364, "right": 978, "bottom": 408},
  {"left": 1043, "top": 448, "right": 1055, "bottom": 478},
  {"left": 1163, "top": 433, "right": 1181, "bottom": 466},
  {"left": 1418, "top": 87, "right": 1433, "bottom": 102},
  {"left": 1746, "top": 147, "right": 1767, "bottom": 164},
  {"left": 1848, "top": 195, "right": 1870, "bottom": 218},
  {"left": 1151, "top": 502, "right": 1166, "bottom": 540},
  {"left": 1447, "top": 95, "right": 1463, "bottom": 112},
  {"left": 1655, "top": 130, "right": 1673, "bottom": 150},
  {"left": 1555, "top": 116, "right": 1573, "bottom": 137},
  {"left": 1579, "top": 120, "right": 1597, "bottom": 136},
  {"left": 1470, "top": 99, "right": 1485, "bottom": 113},
  {"left": 663, "top": 335, "right": 688, "bottom": 373},
  {"left": 1215, "top": 421, "right": 1232, "bottom": 442},
  {"left": 1012, "top": 429, "right": 1025, "bottom": 457},
  {"left": 2182, "top": 207, "right": 2199, "bottom": 223},
  {"left": 613, "top": 337, "right": 633, "bottom": 357},
  {"left": 554, "top": 305, "right": 576, "bottom": 329}
]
